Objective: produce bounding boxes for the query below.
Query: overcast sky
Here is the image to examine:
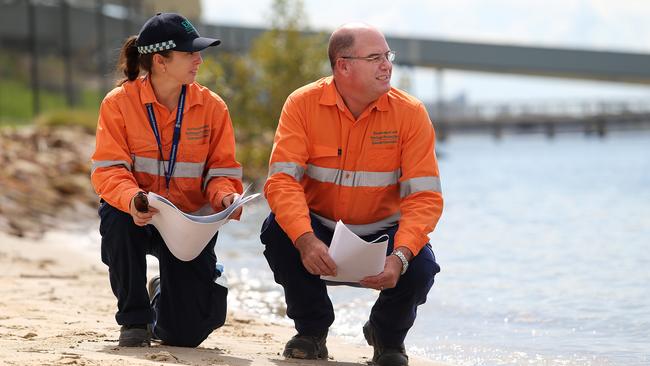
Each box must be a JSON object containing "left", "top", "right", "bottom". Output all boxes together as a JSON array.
[{"left": 201, "top": 0, "right": 650, "bottom": 104}]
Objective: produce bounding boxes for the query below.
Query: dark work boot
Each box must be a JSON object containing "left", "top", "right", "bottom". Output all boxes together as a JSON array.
[
  {"left": 282, "top": 332, "right": 328, "bottom": 359},
  {"left": 118, "top": 324, "right": 151, "bottom": 347},
  {"left": 363, "top": 321, "right": 408, "bottom": 366}
]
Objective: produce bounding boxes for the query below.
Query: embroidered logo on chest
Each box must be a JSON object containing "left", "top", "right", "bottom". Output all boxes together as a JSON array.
[
  {"left": 186, "top": 124, "right": 209, "bottom": 141},
  {"left": 370, "top": 130, "right": 398, "bottom": 145}
]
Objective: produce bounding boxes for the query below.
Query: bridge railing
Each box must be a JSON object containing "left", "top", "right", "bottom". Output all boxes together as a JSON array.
[
  {"left": 427, "top": 97, "right": 650, "bottom": 138},
  {"left": 428, "top": 98, "right": 650, "bottom": 122}
]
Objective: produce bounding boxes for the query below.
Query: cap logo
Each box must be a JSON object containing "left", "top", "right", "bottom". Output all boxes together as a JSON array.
[{"left": 181, "top": 19, "right": 197, "bottom": 34}]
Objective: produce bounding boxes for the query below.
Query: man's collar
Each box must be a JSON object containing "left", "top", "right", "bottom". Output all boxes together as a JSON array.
[
  {"left": 319, "top": 76, "right": 390, "bottom": 113},
  {"left": 319, "top": 76, "right": 339, "bottom": 107},
  {"left": 374, "top": 93, "right": 390, "bottom": 112}
]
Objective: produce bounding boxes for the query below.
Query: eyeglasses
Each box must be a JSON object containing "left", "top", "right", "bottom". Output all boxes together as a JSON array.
[{"left": 340, "top": 50, "right": 396, "bottom": 64}]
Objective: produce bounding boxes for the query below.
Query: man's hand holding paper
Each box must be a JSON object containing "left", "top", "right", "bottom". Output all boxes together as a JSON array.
[
  {"left": 295, "top": 232, "right": 337, "bottom": 277},
  {"left": 320, "top": 221, "right": 388, "bottom": 285},
  {"left": 359, "top": 254, "right": 402, "bottom": 291}
]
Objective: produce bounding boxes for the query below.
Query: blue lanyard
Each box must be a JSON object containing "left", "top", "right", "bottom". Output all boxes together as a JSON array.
[{"left": 145, "top": 84, "right": 187, "bottom": 189}]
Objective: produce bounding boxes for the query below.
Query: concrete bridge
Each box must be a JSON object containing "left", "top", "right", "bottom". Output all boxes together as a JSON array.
[{"left": 209, "top": 24, "right": 650, "bottom": 85}]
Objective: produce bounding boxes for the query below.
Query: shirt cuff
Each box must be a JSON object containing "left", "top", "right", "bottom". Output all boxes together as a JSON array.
[
  {"left": 283, "top": 218, "right": 314, "bottom": 244},
  {"left": 393, "top": 231, "right": 427, "bottom": 256}
]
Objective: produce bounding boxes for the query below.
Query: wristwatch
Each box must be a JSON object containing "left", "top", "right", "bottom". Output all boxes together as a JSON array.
[{"left": 391, "top": 249, "right": 409, "bottom": 275}]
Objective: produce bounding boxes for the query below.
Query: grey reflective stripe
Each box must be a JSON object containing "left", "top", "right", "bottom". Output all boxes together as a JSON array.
[
  {"left": 400, "top": 176, "right": 442, "bottom": 198},
  {"left": 306, "top": 164, "right": 400, "bottom": 187},
  {"left": 202, "top": 167, "right": 243, "bottom": 190},
  {"left": 133, "top": 156, "right": 204, "bottom": 178},
  {"left": 91, "top": 160, "right": 131, "bottom": 174},
  {"left": 312, "top": 212, "right": 401, "bottom": 237},
  {"left": 269, "top": 162, "right": 305, "bottom": 181}
]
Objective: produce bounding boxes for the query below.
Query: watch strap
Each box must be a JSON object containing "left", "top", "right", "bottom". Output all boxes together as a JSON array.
[{"left": 391, "top": 250, "right": 409, "bottom": 275}]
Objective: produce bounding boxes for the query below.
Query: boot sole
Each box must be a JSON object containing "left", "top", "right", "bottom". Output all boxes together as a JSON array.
[
  {"left": 119, "top": 328, "right": 151, "bottom": 347},
  {"left": 283, "top": 347, "right": 328, "bottom": 359}
]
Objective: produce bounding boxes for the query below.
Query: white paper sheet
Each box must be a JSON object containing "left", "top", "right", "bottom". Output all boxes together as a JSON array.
[
  {"left": 320, "top": 220, "right": 389, "bottom": 284},
  {"left": 147, "top": 188, "right": 260, "bottom": 261}
]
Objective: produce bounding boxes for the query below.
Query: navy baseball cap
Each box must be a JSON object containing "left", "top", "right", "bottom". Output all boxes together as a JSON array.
[{"left": 136, "top": 13, "right": 220, "bottom": 54}]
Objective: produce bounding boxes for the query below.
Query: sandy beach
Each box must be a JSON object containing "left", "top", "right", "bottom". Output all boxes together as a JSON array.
[{"left": 0, "top": 229, "right": 444, "bottom": 366}]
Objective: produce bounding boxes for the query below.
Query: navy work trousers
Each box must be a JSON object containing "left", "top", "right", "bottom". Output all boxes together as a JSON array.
[
  {"left": 99, "top": 202, "right": 227, "bottom": 347},
  {"left": 260, "top": 212, "right": 440, "bottom": 347}
]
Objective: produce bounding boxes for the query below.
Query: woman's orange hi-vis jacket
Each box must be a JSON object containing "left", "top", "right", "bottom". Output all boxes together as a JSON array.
[
  {"left": 265, "top": 77, "right": 443, "bottom": 256},
  {"left": 91, "top": 77, "right": 243, "bottom": 214}
]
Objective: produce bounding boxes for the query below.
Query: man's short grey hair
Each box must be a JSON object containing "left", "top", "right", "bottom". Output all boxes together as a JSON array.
[{"left": 328, "top": 31, "right": 355, "bottom": 70}]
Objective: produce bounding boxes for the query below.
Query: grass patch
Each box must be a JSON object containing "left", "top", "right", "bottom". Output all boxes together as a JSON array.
[
  {"left": 36, "top": 109, "right": 98, "bottom": 133},
  {"left": 0, "top": 79, "right": 101, "bottom": 127}
]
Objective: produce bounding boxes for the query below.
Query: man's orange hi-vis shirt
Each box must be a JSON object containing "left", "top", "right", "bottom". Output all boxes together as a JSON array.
[
  {"left": 265, "top": 77, "right": 443, "bottom": 255},
  {"left": 91, "top": 77, "right": 243, "bottom": 214}
]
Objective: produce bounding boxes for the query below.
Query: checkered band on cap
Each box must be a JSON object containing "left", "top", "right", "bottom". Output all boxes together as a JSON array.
[{"left": 137, "top": 40, "right": 177, "bottom": 54}]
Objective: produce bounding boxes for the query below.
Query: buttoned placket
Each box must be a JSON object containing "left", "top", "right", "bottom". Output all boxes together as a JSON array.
[{"left": 334, "top": 103, "right": 376, "bottom": 221}]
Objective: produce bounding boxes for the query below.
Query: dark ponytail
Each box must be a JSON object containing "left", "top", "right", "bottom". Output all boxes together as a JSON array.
[
  {"left": 116, "top": 36, "right": 140, "bottom": 86},
  {"left": 115, "top": 35, "right": 173, "bottom": 87}
]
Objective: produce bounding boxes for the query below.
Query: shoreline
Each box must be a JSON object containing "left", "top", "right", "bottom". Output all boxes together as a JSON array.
[{"left": 0, "top": 230, "right": 445, "bottom": 366}]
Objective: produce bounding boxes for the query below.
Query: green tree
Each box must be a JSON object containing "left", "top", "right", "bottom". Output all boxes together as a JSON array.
[{"left": 198, "top": 0, "right": 329, "bottom": 184}]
